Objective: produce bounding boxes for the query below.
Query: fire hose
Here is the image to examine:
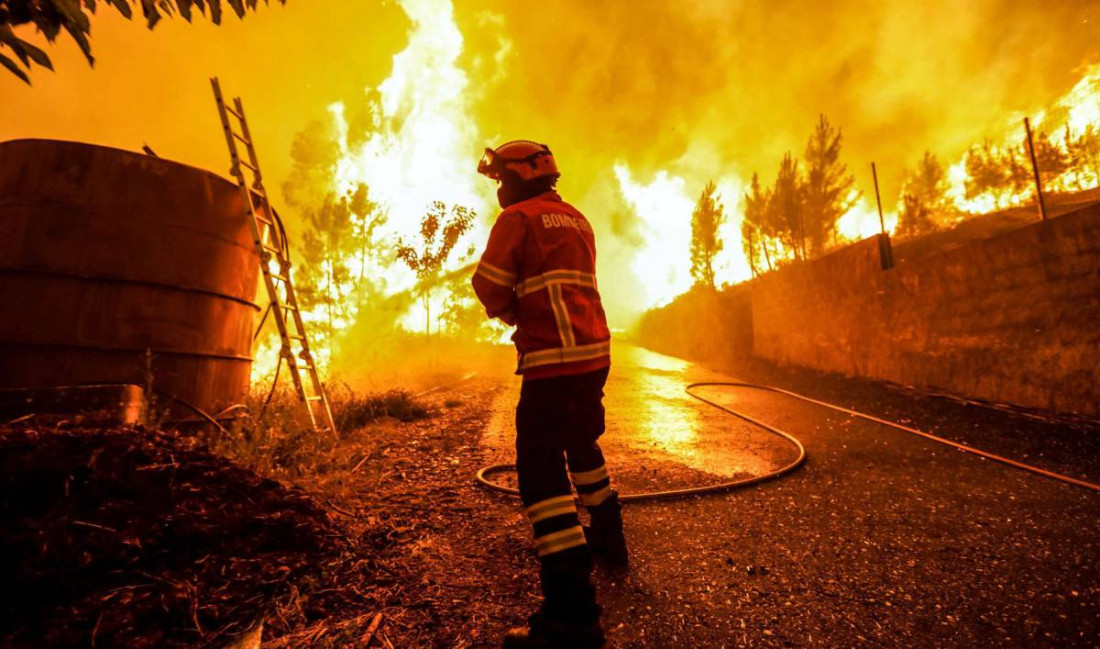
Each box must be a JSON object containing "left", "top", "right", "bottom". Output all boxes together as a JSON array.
[{"left": 475, "top": 381, "right": 1100, "bottom": 500}]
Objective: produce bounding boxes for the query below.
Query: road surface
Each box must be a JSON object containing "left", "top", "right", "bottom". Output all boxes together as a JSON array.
[{"left": 480, "top": 344, "right": 1100, "bottom": 647}]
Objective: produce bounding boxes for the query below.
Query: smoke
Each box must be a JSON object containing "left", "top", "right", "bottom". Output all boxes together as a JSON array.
[
  {"left": 462, "top": 0, "right": 1098, "bottom": 193},
  {"left": 447, "top": 0, "right": 1100, "bottom": 318},
  {"left": 2, "top": 0, "right": 1092, "bottom": 384},
  {"left": 283, "top": 0, "right": 1100, "bottom": 344}
]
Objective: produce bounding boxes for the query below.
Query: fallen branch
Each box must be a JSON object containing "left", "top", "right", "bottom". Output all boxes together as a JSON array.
[
  {"left": 351, "top": 454, "right": 370, "bottom": 474},
  {"left": 358, "top": 612, "right": 384, "bottom": 648},
  {"left": 326, "top": 500, "right": 357, "bottom": 517}
]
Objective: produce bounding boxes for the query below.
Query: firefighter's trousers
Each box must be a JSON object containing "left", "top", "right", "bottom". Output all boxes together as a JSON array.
[{"left": 515, "top": 366, "right": 617, "bottom": 623}]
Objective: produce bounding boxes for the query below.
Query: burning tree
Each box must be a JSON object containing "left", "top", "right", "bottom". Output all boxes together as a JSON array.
[
  {"left": 741, "top": 172, "right": 773, "bottom": 273},
  {"left": 297, "top": 184, "right": 387, "bottom": 351},
  {"left": 439, "top": 271, "right": 486, "bottom": 338},
  {"left": 395, "top": 202, "right": 475, "bottom": 341},
  {"left": 802, "top": 114, "right": 857, "bottom": 254},
  {"left": 1065, "top": 124, "right": 1100, "bottom": 188},
  {"left": 1028, "top": 130, "right": 1071, "bottom": 185},
  {"left": 768, "top": 152, "right": 806, "bottom": 261},
  {"left": 0, "top": 0, "right": 281, "bottom": 83},
  {"left": 961, "top": 127, "right": 1085, "bottom": 210},
  {"left": 690, "top": 180, "right": 725, "bottom": 291},
  {"left": 963, "top": 140, "right": 1010, "bottom": 207},
  {"left": 739, "top": 114, "right": 855, "bottom": 269},
  {"left": 997, "top": 132, "right": 1068, "bottom": 199},
  {"left": 897, "top": 151, "right": 951, "bottom": 237}
]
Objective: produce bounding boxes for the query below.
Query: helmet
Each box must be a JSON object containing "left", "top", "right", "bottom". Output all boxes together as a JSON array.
[{"left": 477, "top": 140, "right": 560, "bottom": 182}]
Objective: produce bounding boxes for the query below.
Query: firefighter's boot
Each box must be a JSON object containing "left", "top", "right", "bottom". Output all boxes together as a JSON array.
[
  {"left": 584, "top": 491, "right": 629, "bottom": 568},
  {"left": 502, "top": 612, "right": 606, "bottom": 649},
  {"left": 503, "top": 552, "right": 605, "bottom": 648}
]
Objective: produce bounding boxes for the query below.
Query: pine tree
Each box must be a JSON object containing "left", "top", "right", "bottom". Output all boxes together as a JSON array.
[
  {"left": 690, "top": 181, "right": 725, "bottom": 290},
  {"left": 741, "top": 172, "right": 772, "bottom": 273},
  {"left": 802, "top": 115, "right": 857, "bottom": 255},
  {"left": 1029, "top": 130, "right": 1070, "bottom": 184},
  {"left": 768, "top": 152, "right": 805, "bottom": 261},
  {"left": 964, "top": 140, "right": 1009, "bottom": 206},
  {"left": 1065, "top": 124, "right": 1100, "bottom": 188},
  {"left": 897, "top": 151, "right": 951, "bottom": 237},
  {"left": 1002, "top": 144, "right": 1033, "bottom": 197}
]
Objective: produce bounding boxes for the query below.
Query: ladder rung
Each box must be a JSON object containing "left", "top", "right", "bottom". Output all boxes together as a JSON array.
[
  {"left": 225, "top": 104, "right": 244, "bottom": 120},
  {"left": 233, "top": 132, "right": 252, "bottom": 147},
  {"left": 269, "top": 273, "right": 289, "bottom": 283},
  {"left": 305, "top": 395, "right": 324, "bottom": 402},
  {"left": 285, "top": 333, "right": 306, "bottom": 341}
]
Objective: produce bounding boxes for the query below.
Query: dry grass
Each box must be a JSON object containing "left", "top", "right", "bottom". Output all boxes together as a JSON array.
[
  {"left": 329, "top": 385, "right": 431, "bottom": 429},
  {"left": 186, "top": 369, "right": 512, "bottom": 647},
  {"left": 186, "top": 383, "right": 446, "bottom": 646},
  {"left": 201, "top": 384, "right": 433, "bottom": 492}
]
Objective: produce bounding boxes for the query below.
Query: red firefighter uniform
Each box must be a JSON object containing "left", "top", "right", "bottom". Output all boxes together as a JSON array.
[{"left": 472, "top": 191, "right": 611, "bottom": 379}]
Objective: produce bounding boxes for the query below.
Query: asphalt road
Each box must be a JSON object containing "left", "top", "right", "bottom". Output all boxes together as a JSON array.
[{"left": 480, "top": 345, "right": 1100, "bottom": 647}]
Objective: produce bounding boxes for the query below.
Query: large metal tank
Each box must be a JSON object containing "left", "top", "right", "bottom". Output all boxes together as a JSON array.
[{"left": 0, "top": 139, "right": 260, "bottom": 418}]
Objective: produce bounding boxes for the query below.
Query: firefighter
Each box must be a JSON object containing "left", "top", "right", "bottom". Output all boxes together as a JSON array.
[{"left": 473, "top": 140, "right": 629, "bottom": 648}]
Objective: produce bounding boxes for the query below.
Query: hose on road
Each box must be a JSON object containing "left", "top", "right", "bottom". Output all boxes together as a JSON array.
[{"left": 475, "top": 381, "right": 1100, "bottom": 501}]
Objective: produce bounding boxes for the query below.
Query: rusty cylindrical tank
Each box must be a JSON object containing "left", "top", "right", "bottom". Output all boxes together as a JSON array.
[{"left": 0, "top": 139, "right": 260, "bottom": 419}]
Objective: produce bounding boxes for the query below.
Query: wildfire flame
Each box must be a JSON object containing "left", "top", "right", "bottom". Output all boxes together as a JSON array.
[
  {"left": 251, "top": 0, "right": 494, "bottom": 381},
  {"left": 947, "top": 64, "right": 1100, "bottom": 213},
  {"left": 251, "top": 1, "right": 1100, "bottom": 382},
  {"left": 328, "top": 0, "right": 493, "bottom": 309},
  {"left": 614, "top": 64, "right": 1099, "bottom": 310},
  {"left": 614, "top": 165, "right": 749, "bottom": 307}
]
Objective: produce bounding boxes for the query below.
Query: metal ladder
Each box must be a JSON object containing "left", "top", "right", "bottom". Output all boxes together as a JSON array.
[{"left": 210, "top": 77, "right": 337, "bottom": 434}]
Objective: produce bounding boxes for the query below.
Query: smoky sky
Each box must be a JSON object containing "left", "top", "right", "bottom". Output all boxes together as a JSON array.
[{"left": 457, "top": 0, "right": 1100, "bottom": 202}]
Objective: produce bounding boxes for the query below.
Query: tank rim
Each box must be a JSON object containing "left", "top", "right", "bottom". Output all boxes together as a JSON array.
[{"left": 0, "top": 137, "right": 239, "bottom": 191}]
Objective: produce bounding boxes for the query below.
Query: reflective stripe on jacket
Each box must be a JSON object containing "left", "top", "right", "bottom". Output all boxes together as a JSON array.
[{"left": 472, "top": 191, "right": 611, "bottom": 379}]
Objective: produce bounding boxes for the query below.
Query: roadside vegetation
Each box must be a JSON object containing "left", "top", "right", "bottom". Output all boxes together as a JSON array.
[{"left": 199, "top": 383, "right": 434, "bottom": 489}]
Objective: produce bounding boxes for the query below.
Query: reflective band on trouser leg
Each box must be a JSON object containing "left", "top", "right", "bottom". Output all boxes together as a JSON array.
[
  {"left": 526, "top": 494, "right": 577, "bottom": 524},
  {"left": 579, "top": 484, "right": 614, "bottom": 507},
  {"left": 536, "top": 525, "right": 587, "bottom": 556},
  {"left": 569, "top": 464, "right": 609, "bottom": 487},
  {"left": 571, "top": 462, "right": 613, "bottom": 507}
]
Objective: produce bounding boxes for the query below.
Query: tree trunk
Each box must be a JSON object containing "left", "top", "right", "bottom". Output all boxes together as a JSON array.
[
  {"left": 424, "top": 293, "right": 431, "bottom": 343},
  {"left": 746, "top": 231, "right": 758, "bottom": 278},
  {"left": 326, "top": 255, "right": 336, "bottom": 357}
]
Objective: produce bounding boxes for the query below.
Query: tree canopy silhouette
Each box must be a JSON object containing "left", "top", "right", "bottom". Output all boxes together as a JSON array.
[
  {"left": 396, "top": 202, "right": 475, "bottom": 340},
  {"left": 0, "top": 0, "right": 283, "bottom": 83},
  {"left": 768, "top": 151, "right": 805, "bottom": 260},
  {"left": 898, "top": 151, "right": 950, "bottom": 237},
  {"left": 802, "top": 114, "right": 857, "bottom": 254},
  {"left": 690, "top": 180, "right": 725, "bottom": 291},
  {"left": 741, "top": 172, "right": 773, "bottom": 274}
]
